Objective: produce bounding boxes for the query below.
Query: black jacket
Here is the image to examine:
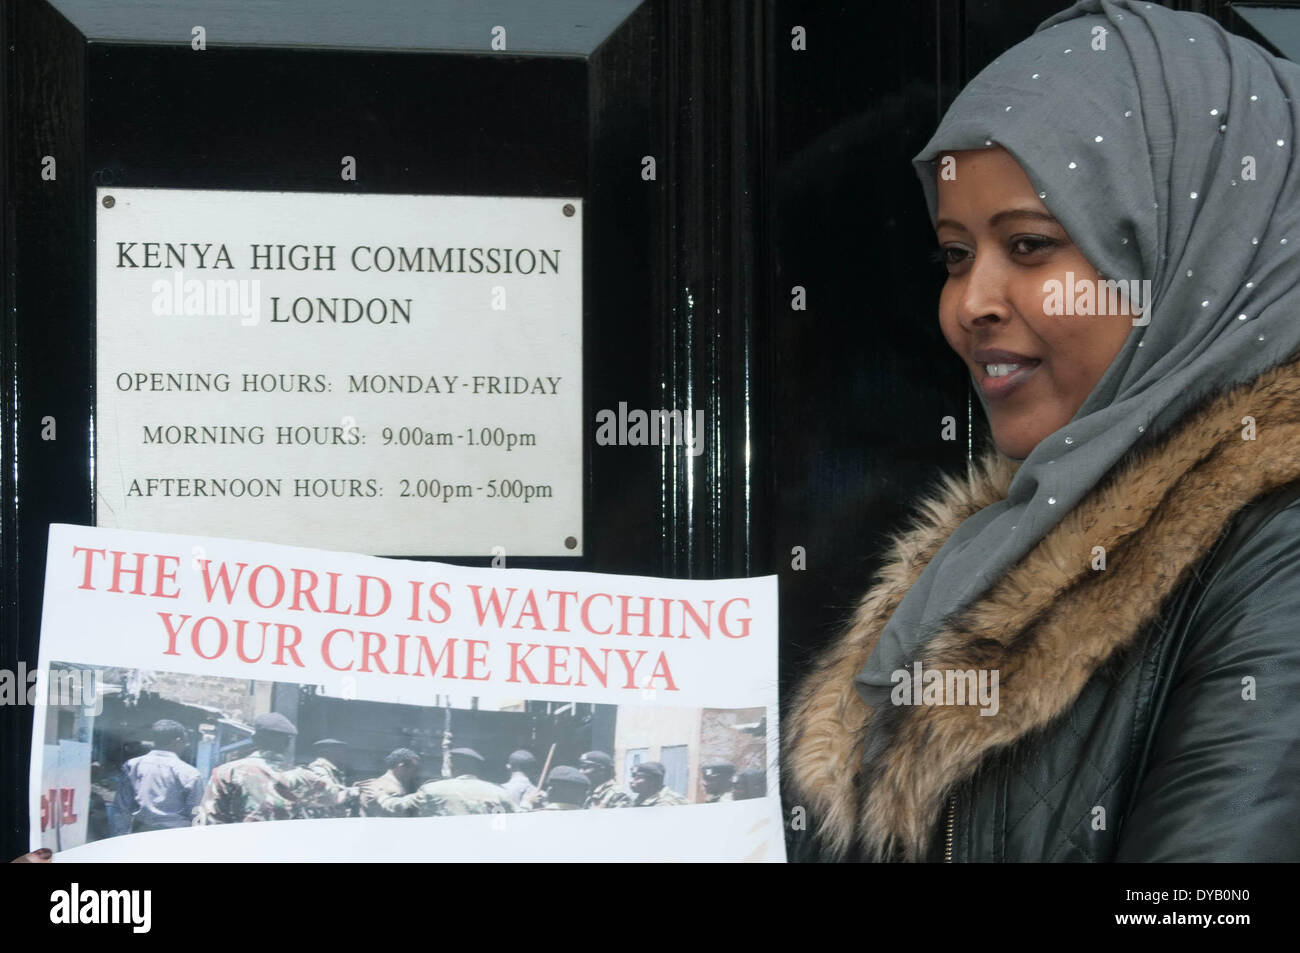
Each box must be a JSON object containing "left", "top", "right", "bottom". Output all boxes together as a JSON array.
[
  {"left": 785, "top": 354, "right": 1300, "bottom": 862},
  {"left": 931, "top": 479, "right": 1300, "bottom": 862}
]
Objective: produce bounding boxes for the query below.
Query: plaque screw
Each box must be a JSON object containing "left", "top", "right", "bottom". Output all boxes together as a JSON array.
[
  {"left": 102, "top": 195, "right": 115, "bottom": 208},
  {"left": 564, "top": 536, "right": 578, "bottom": 550},
  {"left": 562, "top": 203, "right": 575, "bottom": 217}
]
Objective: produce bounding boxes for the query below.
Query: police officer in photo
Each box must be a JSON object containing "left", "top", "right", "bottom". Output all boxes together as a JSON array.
[
  {"left": 306, "top": 739, "right": 348, "bottom": 786},
  {"left": 193, "top": 712, "right": 302, "bottom": 824},
  {"left": 579, "top": 750, "right": 632, "bottom": 809},
  {"left": 377, "top": 747, "right": 516, "bottom": 816},
  {"left": 359, "top": 747, "right": 422, "bottom": 817},
  {"left": 536, "top": 766, "right": 590, "bottom": 810},
  {"left": 701, "top": 762, "right": 736, "bottom": 802},
  {"left": 115, "top": 719, "right": 203, "bottom": 833},
  {"left": 295, "top": 738, "right": 360, "bottom": 818},
  {"left": 629, "top": 761, "right": 687, "bottom": 807}
]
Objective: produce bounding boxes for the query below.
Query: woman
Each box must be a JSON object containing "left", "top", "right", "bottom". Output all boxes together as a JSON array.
[{"left": 784, "top": 0, "right": 1300, "bottom": 861}]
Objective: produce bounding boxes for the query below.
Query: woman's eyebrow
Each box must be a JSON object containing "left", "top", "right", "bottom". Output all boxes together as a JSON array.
[
  {"left": 988, "top": 208, "right": 1058, "bottom": 227},
  {"left": 935, "top": 208, "right": 1058, "bottom": 231}
]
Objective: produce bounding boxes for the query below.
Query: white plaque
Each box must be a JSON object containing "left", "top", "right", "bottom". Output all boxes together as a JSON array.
[{"left": 95, "top": 187, "right": 583, "bottom": 556}]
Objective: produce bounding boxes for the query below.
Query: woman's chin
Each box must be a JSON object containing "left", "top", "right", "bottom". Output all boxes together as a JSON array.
[{"left": 991, "top": 430, "right": 1038, "bottom": 462}]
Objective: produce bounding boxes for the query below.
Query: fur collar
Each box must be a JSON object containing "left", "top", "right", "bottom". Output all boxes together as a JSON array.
[{"left": 784, "top": 352, "right": 1300, "bottom": 861}]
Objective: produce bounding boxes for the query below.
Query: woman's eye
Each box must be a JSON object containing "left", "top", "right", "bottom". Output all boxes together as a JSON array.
[
  {"left": 931, "top": 246, "right": 969, "bottom": 269},
  {"left": 1010, "top": 236, "right": 1056, "bottom": 256}
]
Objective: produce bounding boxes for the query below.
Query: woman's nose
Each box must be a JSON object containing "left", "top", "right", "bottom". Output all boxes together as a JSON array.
[{"left": 955, "top": 254, "right": 1014, "bottom": 329}]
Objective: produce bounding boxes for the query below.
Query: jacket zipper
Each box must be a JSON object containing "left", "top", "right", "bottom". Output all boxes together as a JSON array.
[{"left": 944, "top": 793, "right": 956, "bottom": 863}]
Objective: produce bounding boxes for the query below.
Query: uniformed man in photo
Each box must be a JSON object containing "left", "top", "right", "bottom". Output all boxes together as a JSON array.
[
  {"left": 629, "top": 761, "right": 687, "bottom": 807},
  {"left": 115, "top": 719, "right": 204, "bottom": 833},
  {"left": 305, "top": 739, "right": 348, "bottom": 785},
  {"left": 376, "top": 747, "right": 516, "bottom": 816},
  {"left": 579, "top": 750, "right": 632, "bottom": 809},
  {"left": 193, "top": 712, "right": 303, "bottom": 824},
  {"left": 290, "top": 738, "right": 360, "bottom": 818},
  {"left": 358, "top": 747, "right": 422, "bottom": 817},
  {"left": 701, "top": 762, "right": 736, "bottom": 802},
  {"left": 536, "top": 766, "right": 590, "bottom": 810}
]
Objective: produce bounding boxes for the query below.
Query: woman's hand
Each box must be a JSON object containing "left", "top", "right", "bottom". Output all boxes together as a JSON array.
[{"left": 10, "top": 848, "right": 52, "bottom": 863}]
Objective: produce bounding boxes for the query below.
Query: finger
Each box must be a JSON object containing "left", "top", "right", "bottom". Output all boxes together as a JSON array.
[{"left": 11, "top": 848, "right": 53, "bottom": 863}]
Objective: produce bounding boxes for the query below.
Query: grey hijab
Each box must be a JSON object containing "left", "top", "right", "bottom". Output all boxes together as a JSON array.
[{"left": 854, "top": 0, "right": 1300, "bottom": 709}]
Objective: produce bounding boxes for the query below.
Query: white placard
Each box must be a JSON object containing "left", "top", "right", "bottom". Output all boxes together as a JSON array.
[
  {"left": 30, "top": 524, "right": 783, "bottom": 862},
  {"left": 95, "top": 187, "right": 583, "bottom": 556}
]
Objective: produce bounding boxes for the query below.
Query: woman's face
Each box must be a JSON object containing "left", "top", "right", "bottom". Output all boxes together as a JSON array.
[{"left": 934, "top": 147, "right": 1132, "bottom": 460}]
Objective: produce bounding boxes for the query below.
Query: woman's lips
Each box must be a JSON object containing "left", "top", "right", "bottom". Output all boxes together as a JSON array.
[{"left": 978, "top": 359, "right": 1042, "bottom": 400}]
